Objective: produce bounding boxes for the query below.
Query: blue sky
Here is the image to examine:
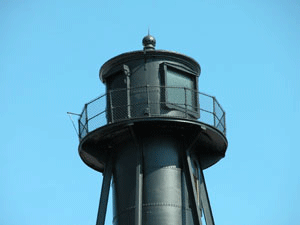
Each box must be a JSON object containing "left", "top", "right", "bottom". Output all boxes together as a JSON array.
[{"left": 1, "top": 0, "right": 299, "bottom": 224}]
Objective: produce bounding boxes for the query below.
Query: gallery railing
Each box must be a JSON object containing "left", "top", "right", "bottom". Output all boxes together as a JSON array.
[{"left": 78, "top": 86, "right": 226, "bottom": 140}]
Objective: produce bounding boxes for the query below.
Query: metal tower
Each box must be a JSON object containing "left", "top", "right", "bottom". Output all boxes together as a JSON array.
[{"left": 76, "top": 35, "right": 228, "bottom": 225}]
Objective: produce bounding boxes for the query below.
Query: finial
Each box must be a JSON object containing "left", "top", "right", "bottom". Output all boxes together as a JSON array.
[{"left": 142, "top": 33, "right": 156, "bottom": 51}]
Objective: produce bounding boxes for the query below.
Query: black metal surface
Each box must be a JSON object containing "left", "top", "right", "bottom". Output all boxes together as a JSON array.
[
  {"left": 133, "top": 127, "right": 143, "bottom": 225},
  {"left": 79, "top": 118, "right": 227, "bottom": 173},
  {"left": 198, "top": 161, "right": 215, "bottom": 225},
  {"left": 184, "top": 151, "right": 203, "bottom": 225},
  {"left": 111, "top": 132, "right": 194, "bottom": 225},
  {"left": 96, "top": 156, "right": 113, "bottom": 225},
  {"left": 76, "top": 35, "right": 228, "bottom": 225}
]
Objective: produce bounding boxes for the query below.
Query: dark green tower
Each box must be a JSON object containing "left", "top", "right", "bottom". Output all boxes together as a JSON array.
[{"left": 77, "top": 35, "right": 228, "bottom": 225}]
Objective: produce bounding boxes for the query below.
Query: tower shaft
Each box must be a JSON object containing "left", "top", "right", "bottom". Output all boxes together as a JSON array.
[{"left": 113, "top": 133, "right": 192, "bottom": 225}]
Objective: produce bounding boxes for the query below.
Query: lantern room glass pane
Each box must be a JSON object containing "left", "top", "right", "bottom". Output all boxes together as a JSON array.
[{"left": 166, "top": 69, "right": 195, "bottom": 111}]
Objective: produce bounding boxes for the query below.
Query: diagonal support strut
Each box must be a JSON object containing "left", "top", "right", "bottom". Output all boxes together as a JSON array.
[
  {"left": 184, "top": 150, "right": 203, "bottom": 225},
  {"left": 96, "top": 156, "right": 113, "bottom": 225},
  {"left": 197, "top": 161, "right": 215, "bottom": 225}
]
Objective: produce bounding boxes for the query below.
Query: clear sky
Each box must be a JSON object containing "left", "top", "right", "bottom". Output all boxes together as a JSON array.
[{"left": 1, "top": 1, "right": 299, "bottom": 225}]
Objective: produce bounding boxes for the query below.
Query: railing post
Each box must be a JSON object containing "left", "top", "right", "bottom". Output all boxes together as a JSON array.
[
  {"left": 78, "top": 118, "right": 81, "bottom": 140},
  {"left": 127, "top": 86, "right": 131, "bottom": 119},
  {"left": 213, "top": 97, "right": 216, "bottom": 127},
  {"left": 185, "top": 87, "right": 188, "bottom": 118},
  {"left": 109, "top": 91, "right": 114, "bottom": 123},
  {"left": 85, "top": 104, "right": 88, "bottom": 134},
  {"left": 124, "top": 64, "right": 131, "bottom": 119},
  {"left": 224, "top": 112, "right": 226, "bottom": 135},
  {"left": 197, "top": 91, "right": 200, "bottom": 118},
  {"left": 146, "top": 85, "right": 150, "bottom": 117}
]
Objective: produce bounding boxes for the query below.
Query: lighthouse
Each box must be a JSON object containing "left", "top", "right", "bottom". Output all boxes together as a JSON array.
[{"left": 77, "top": 35, "right": 228, "bottom": 225}]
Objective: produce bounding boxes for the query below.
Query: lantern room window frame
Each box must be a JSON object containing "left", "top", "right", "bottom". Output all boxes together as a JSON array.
[{"left": 160, "top": 63, "right": 200, "bottom": 118}]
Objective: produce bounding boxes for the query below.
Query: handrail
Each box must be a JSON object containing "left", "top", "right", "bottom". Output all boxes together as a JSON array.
[{"left": 78, "top": 86, "right": 226, "bottom": 140}]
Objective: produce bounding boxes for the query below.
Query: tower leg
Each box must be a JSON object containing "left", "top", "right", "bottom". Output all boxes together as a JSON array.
[
  {"left": 197, "top": 161, "right": 215, "bottom": 225},
  {"left": 135, "top": 139, "right": 143, "bottom": 225},
  {"left": 96, "top": 157, "right": 113, "bottom": 225},
  {"left": 183, "top": 151, "right": 202, "bottom": 225}
]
